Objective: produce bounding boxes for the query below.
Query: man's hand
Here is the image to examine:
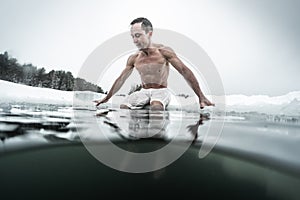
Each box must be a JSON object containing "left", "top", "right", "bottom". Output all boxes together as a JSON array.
[
  {"left": 199, "top": 97, "right": 215, "bottom": 109},
  {"left": 93, "top": 97, "right": 109, "bottom": 107}
]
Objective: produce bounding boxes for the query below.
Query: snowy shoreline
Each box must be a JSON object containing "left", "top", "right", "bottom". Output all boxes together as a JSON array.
[
  {"left": 0, "top": 80, "right": 103, "bottom": 106},
  {"left": 1, "top": 80, "right": 299, "bottom": 116}
]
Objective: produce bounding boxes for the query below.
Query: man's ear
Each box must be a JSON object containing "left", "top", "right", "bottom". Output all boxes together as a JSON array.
[{"left": 148, "top": 31, "right": 153, "bottom": 37}]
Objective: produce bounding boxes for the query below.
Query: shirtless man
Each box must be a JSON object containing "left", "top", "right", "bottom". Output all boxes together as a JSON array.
[{"left": 94, "top": 17, "right": 214, "bottom": 110}]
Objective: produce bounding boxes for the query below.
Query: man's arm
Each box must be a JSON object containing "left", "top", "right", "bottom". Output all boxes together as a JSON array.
[
  {"left": 93, "top": 54, "right": 136, "bottom": 106},
  {"left": 159, "top": 47, "right": 214, "bottom": 109}
]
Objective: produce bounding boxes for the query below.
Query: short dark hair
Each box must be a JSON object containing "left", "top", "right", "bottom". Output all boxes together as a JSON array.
[{"left": 130, "top": 17, "right": 153, "bottom": 33}]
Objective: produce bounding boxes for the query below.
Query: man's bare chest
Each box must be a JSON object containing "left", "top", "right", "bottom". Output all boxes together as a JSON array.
[{"left": 134, "top": 51, "right": 167, "bottom": 69}]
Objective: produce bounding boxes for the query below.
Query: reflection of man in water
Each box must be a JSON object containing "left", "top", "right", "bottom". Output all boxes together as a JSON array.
[
  {"left": 128, "top": 110, "right": 170, "bottom": 139},
  {"left": 96, "top": 109, "right": 208, "bottom": 141},
  {"left": 124, "top": 111, "right": 208, "bottom": 141},
  {"left": 94, "top": 17, "right": 214, "bottom": 110}
]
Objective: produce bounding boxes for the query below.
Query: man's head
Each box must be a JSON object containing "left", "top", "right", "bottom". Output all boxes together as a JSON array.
[{"left": 130, "top": 17, "right": 153, "bottom": 49}]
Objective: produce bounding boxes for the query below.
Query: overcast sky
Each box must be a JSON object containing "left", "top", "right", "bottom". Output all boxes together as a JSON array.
[{"left": 1, "top": 0, "right": 299, "bottom": 96}]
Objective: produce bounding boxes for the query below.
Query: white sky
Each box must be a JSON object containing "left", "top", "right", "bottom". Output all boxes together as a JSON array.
[{"left": 1, "top": 0, "right": 299, "bottom": 96}]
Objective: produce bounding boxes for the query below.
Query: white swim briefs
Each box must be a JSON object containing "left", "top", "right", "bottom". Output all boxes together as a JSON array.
[{"left": 121, "top": 88, "right": 171, "bottom": 110}]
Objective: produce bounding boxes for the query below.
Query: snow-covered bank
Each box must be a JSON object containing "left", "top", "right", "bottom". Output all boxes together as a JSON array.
[
  {"left": 225, "top": 92, "right": 300, "bottom": 116},
  {"left": 0, "top": 80, "right": 299, "bottom": 116},
  {"left": 0, "top": 80, "right": 102, "bottom": 105}
]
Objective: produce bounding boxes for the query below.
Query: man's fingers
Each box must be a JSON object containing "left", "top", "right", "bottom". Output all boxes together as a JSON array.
[
  {"left": 200, "top": 103, "right": 205, "bottom": 109},
  {"left": 200, "top": 101, "right": 215, "bottom": 109},
  {"left": 93, "top": 100, "right": 102, "bottom": 107}
]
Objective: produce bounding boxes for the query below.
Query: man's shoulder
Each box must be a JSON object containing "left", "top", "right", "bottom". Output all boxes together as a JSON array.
[
  {"left": 129, "top": 52, "right": 139, "bottom": 58},
  {"left": 129, "top": 52, "right": 141, "bottom": 59},
  {"left": 127, "top": 53, "right": 139, "bottom": 65},
  {"left": 153, "top": 43, "right": 173, "bottom": 51},
  {"left": 156, "top": 44, "right": 176, "bottom": 59}
]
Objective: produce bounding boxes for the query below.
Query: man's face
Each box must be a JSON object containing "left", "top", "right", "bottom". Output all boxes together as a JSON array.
[{"left": 130, "top": 22, "right": 152, "bottom": 49}]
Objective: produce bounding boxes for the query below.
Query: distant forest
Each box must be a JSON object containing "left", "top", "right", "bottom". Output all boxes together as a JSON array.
[{"left": 0, "top": 52, "right": 104, "bottom": 93}]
